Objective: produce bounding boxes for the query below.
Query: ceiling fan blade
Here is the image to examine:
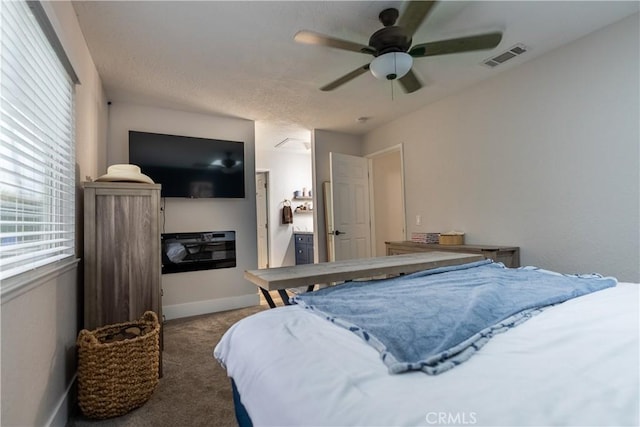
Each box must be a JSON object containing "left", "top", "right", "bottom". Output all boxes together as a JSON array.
[
  {"left": 397, "top": 1, "right": 438, "bottom": 39},
  {"left": 294, "top": 31, "right": 375, "bottom": 55},
  {"left": 320, "top": 64, "right": 370, "bottom": 91},
  {"left": 398, "top": 69, "right": 423, "bottom": 94},
  {"left": 409, "top": 32, "right": 503, "bottom": 57}
]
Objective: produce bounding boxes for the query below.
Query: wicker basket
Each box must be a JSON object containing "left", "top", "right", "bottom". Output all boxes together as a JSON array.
[
  {"left": 439, "top": 233, "right": 465, "bottom": 245},
  {"left": 76, "top": 311, "right": 160, "bottom": 419}
]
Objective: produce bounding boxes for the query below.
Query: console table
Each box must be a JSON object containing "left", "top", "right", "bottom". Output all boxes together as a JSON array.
[
  {"left": 385, "top": 241, "right": 520, "bottom": 268},
  {"left": 246, "top": 251, "right": 483, "bottom": 308}
]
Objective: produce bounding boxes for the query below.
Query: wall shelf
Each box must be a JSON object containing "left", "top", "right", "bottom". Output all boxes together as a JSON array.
[{"left": 293, "top": 194, "right": 313, "bottom": 214}]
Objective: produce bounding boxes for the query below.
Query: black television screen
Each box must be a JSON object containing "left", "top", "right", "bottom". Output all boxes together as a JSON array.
[{"left": 128, "top": 130, "right": 245, "bottom": 198}]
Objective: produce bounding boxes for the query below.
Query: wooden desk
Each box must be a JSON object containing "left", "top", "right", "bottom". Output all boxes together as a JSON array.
[{"left": 245, "top": 251, "right": 484, "bottom": 308}]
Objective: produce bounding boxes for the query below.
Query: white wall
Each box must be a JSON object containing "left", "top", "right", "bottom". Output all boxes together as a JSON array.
[
  {"left": 363, "top": 14, "right": 640, "bottom": 282},
  {"left": 312, "top": 130, "right": 364, "bottom": 262},
  {"left": 255, "top": 147, "right": 313, "bottom": 267},
  {"left": 371, "top": 150, "right": 404, "bottom": 256},
  {"left": 106, "top": 103, "right": 259, "bottom": 318},
  {"left": 0, "top": 1, "right": 108, "bottom": 426}
]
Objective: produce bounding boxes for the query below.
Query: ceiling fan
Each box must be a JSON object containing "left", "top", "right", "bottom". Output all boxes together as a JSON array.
[
  {"left": 209, "top": 153, "right": 242, "bottom": 173},
  {"left": 294, "top": 1, "right": 502, "bottom": 93},
  {"left": 193, "top": 154, "right": 240, "bottom": 169}
]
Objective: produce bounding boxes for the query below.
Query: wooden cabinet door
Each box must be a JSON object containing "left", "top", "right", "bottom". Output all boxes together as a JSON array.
[{"left": 84, "top": 183, "right": 161, "bottom": 330}]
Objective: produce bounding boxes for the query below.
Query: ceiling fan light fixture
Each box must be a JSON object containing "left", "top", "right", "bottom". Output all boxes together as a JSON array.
[{"left": 370, "top": 52, "right": 413, "bottom": 81}]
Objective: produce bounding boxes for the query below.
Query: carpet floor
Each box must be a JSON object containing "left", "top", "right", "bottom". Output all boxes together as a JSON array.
[{"left": 68, "top": 302, "right": 268, "bottom": 427}]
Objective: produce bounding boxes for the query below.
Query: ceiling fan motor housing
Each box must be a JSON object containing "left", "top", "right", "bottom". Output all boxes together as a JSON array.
[
  {"left": 369, "top": 8, "right": 412, "bottom": 56},
  {"left": 369, "top": 26, "right": 412, "bottom": 56}
]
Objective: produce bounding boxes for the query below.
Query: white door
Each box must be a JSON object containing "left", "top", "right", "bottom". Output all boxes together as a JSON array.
[
  {"left": 256, "top": 172, "right": 269, "bottom": 268},
  {"left": 329, "top": 152, "right": 371, "bottom": 261}
]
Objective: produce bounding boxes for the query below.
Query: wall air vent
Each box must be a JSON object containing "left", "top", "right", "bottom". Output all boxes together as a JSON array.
[
  {"left": 274, "top": 138, "right": 311, "bottom": 151},
  {"left": 482, "top": 43, "right": 528, "bottom": 68}
]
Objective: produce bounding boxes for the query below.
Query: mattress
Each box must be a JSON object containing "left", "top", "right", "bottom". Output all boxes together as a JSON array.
[{"left": 214, "top": 282, "right": 639, "bottom": 426}]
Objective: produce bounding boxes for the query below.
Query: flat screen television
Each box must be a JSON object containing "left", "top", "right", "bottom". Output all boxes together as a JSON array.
[{"left": 128, "top": 130, "right": 245, "bottom": 198}]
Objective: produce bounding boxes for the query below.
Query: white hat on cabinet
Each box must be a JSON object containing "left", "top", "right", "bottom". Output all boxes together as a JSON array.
[{"left": 95, "top": 164, "right": 154, "bottom": 184}]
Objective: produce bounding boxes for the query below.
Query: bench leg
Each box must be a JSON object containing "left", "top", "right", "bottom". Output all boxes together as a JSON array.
[
  {"left": 261, "top": 287, "right": 312, "bottom": 308},
  {"left": 277, "top": 289, "right": 291, "bottom": 305},
  {"left": 259, "top": 287, "right": 276, "bottom": 309}
]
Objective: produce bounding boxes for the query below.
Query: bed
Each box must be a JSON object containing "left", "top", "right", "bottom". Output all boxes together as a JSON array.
[{"left": 214, "top": 260, "right": 639, "bottom": 427}]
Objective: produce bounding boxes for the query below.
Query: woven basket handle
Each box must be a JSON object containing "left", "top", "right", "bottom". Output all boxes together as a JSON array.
[
  {"left": 142, "top": 310, "right": 159, "bottom": 325},
  {"left": 77, "top": 329, "right": 99, "bottom": 347}
]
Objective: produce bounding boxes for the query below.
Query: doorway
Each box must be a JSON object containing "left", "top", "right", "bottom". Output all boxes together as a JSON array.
[
  {"left": 255, "top": 171, "right": 270, "bottom": 268},
  {"left": 368, "top": 145, "right": 405, "bottom": 256}
]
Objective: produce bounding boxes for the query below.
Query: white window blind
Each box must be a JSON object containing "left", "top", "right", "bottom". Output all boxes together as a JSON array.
[{"left": 0, "top": 0, "right": 77, "bottom": 284}]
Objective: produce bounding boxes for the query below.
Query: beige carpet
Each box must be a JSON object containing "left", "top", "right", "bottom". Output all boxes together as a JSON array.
[{"left": 68, "top": 302, "right": 270, "bottom": 426}]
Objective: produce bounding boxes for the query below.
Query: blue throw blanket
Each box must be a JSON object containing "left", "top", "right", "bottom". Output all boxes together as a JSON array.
[{"left": 291, "top": 260, "right": 616, "bottom": 374}]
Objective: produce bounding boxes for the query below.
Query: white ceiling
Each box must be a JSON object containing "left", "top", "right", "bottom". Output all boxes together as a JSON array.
[{"left": 72, "top": 1, "right": 638, "bottom": 145}]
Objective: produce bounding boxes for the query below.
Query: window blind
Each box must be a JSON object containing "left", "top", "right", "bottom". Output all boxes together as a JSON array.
[{"left": 0, "top": 0, "right": 77, "bottom": 283}]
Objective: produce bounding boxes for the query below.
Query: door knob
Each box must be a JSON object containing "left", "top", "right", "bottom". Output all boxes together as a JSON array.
[{"left": 328, "top": 230, "right": 346, "bottom": 236}]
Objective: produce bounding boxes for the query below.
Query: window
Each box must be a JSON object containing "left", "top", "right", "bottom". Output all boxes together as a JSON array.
[{"left": 0, "top": 0, "right": 79, "bottom": 289}]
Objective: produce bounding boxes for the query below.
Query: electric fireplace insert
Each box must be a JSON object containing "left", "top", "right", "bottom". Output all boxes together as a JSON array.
[{"left": 161, "top": 231, "right": 236, "bottom": 274}]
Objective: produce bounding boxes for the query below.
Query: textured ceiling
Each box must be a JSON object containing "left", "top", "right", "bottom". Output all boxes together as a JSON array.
[{"left": 72, "top": 1, "right": 639, "bottom": 145}]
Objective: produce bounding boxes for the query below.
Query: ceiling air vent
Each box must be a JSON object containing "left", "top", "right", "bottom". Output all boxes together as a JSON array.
[
  {"left": 482, "top": 43, "right": 528, "bottom": 68},
  {"left": 274, "top": 138, "right": 310, "bottom": 151}
]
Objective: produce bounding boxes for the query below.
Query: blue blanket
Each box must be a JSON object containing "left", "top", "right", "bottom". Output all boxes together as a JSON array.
[{"left": 291, "top": 260, "right": 616, "bottom": 374}]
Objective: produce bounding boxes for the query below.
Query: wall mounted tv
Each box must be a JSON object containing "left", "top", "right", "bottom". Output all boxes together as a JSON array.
[{"left": 128, "top": 130, "right": 245, "bottom": 198}]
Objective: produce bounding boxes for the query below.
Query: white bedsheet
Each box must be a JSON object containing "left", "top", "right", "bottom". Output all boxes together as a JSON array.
[{"left": 214, "top": 283, "right": 639, "bottom": 426}]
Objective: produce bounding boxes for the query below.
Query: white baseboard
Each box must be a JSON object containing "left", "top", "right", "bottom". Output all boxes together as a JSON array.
[
  {"left": 163, "top": 293, "right": 260, "bottom": 321},
  {"left": 47, "top": 373, "right": 76, "bottom": 427}
]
